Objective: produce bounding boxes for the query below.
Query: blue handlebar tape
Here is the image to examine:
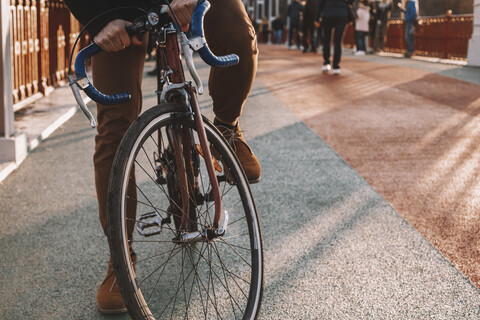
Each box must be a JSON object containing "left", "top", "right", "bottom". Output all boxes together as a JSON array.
[
  {"left": 74, "top": 43, "right": 131, "bottom": 105},
  {"left": 191, "top": 0, "right": 239, "bottom": 67}
]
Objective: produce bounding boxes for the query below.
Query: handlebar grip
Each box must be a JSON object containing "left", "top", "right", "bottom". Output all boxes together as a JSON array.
[
  {"left": 125, "top": 25, "right": 136, "bottom": 36},
  {"left": 190, "top": 0, "right": 239, "bottom": 67},
  {"left": 74, "top": 43, "right": 131, "bottom": 105}
]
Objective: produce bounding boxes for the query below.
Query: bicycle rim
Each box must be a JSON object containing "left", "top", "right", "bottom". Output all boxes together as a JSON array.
[{"left": 108, "top": 104, "right": 263, "bottom": 320}]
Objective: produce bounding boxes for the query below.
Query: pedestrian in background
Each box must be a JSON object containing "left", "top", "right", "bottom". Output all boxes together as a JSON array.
[
  {"left": 315, "top": 0, "right": 353, "bottom": 74},
  {"left": 373, "top": 0, "right": 392, "bottom": 52},
  {"left": 368, "top": 0, "right": 377, "bottom": 53},
  {"left": 355, "top": 0, "right": 370, "bottom": 56},
  {"left": 272, "top": 15, "right": 285, "bottom": 44},
  {"left": 259, "top": 16, "right": 271, "bottom": 43},
  {"left": 302, "top": 0, "right": 319, "bottom": 53},
  {"left": 249, "top": 12, "right": 259, "bottom": 35},
  {"left": 287, "top": 0, "right": 304, "bottom": 49},
  {"left": 398, "top": 0, "right": 417, "bottom": 58}
]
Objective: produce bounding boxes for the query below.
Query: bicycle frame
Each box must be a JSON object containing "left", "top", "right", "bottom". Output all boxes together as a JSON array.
[
  {"left": 69, "top": 1, "right": 238, "bottom": 240},
  {"left": 154, "top": 26, "right": 225, "bottom": 240}
]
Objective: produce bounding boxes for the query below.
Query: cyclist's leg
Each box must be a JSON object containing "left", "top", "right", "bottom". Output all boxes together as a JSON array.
[
  {"left": 204, "top": 0, "right": 257, "bottom": 125},
  {"left": 92, "top": 41, "right": 147, "bottom": 238},
  {"left": 204, "top": 0, "right": 261, "bottom": 182},
  {"left": 91, "top": 39, "right": 147, "bottom": 314}
]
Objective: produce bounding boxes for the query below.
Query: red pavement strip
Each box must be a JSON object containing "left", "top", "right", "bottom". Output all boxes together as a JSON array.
[{"left": 256, "top": 44, "right": 480, "bottom": 288}]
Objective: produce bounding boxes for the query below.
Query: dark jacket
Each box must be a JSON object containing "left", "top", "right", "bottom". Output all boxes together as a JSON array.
[
  {"left": 315, "top": 0, "right": 352, "bottom": 21},
  {"left": 271, "top": 18, "right": 285, "bottom": 31},
  {"left": 376, "top": 3, "right": 392, "bottom": 24},
  {"left": 287, "top": 1, "right": 304, "bottom": 25},
  {"left": 64, "top": 0, "right": 162, "bottom": 37},
  {"left": 303, "top": 0, "right": 318, "bottom": 22}
]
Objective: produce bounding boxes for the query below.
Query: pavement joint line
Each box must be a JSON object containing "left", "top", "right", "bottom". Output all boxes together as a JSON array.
[
  {"left": 0, "top": 95, "right": 91, "bottom": 184},
  {"left": 28, "top": 106, "right": 77, "bottom": 151},
  {"left": 0, "top": 162, "right": 17, "bottom": 184}
]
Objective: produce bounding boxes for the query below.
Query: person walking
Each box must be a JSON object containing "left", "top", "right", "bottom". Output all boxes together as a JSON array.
[
  {"left": 398, "top": 0, "right": 417, "bottom": 58},
  {"left": 302, "top": 0, "right": 319, "bottom": 53},
  {"left": 271, "top": 15, "right": 285, "bottom": 44},
  {"left": 373, "top": 0, "right": 392, "bottom": 52},
  {"left": 287, "top": 0, "right": 304, "bottom": 49},
  {"left": 315, "top": 0, "right": 353, "bottom": 74},
  {"left": 354, "top": 0, "right": 370, "bottom": 56},
  {"left": 64, "top": 0, "right": 261, "bottom": 314},
  {"left": 259, "top": 16, "right": 271, "bottom": 43},
  {"left": 249, "top": 12, "right": 259, "bottom": 35}
]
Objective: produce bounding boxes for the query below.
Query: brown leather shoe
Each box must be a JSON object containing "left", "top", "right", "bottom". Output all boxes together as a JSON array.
[
  {"left": 96, "top": 253, "right": 136, "bottom": 314},
  {"left": 215, "top": 121, "right": 261, "bottom": 183}
]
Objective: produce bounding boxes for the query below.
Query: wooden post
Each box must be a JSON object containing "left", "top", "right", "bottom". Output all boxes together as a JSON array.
[
  {"left": 468, "top": 0, "right": 480, "bottom": 66},
  {"left": 38, "top": 0, "right": 51, "bottom": 94},
  {"left": 17, "top": 0, "right": 26, "bottom": 101},
  {"left": 10, "top": 0, "right": 18, "bottom": 104}
]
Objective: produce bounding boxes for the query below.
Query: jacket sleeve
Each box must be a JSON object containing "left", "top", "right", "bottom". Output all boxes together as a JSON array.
[
  {"left": 64, "top": 0, "right": 146, "bottom": 37},
  {"left": 315, "top": 0, "right": 325, "bottom": 20}
]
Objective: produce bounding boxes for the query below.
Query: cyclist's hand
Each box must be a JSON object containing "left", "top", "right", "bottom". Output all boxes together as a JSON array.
[
  {"left": 93, "top": 19, "right": 143, "bottom": 52},
  {"left": 170, "top": 0, "right": 197, "bottom": 32}
]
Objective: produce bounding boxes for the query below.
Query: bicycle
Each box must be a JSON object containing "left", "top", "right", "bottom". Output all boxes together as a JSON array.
[{"left": 68, "top": 1, "right": 264, "bottom": 319}]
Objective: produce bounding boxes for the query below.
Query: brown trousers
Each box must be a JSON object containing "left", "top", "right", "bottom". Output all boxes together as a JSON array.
[{"left": 92, "top": 0, "right": 258, "bottom": 236}]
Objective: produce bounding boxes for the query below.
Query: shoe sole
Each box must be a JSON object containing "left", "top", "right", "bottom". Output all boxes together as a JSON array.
[
  {"left": 98, "top": 306, "right": 128, "bottom": 314},
  {"left": 248, "top": 177, "right": 261, "bottom": 184}
]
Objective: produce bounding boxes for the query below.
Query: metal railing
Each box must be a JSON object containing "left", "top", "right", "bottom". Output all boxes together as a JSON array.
[
  {"left": 9, "top": 0, "right": 86, "bottom": 110},
  {"left": 343, "top": 13, "right": 474, "bottom": 61}
]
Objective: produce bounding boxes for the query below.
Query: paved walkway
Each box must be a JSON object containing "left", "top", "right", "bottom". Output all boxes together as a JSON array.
[{"left": 1, "top": 45, "right": 480, "bottom": 319}]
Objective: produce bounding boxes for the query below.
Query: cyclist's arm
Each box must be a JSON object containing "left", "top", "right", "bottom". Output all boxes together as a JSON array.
[
  {"left": 64, "top": 0, "right": 151, "bottom": 52},
  {"left": 94, "top": 19, "right": 143, "bottom": 52},
  {"left": 64, "top": 0, "right": 128, "bottom": 37},
  {"left": 170, "top": 0, "right": 197, "bottom": 32},
  {"left": 65, "top": 0, "right": 197, "bottom": 51}
]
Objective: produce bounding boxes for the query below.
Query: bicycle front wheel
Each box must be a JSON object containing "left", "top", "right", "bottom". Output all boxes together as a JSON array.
[{"left": 107, "top": 104, "right": 264, "bottom": 320}]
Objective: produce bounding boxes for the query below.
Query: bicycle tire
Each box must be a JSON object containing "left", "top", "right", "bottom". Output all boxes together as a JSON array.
[{"left": 107, "top": 103, "right": 264, "bottom": 320}]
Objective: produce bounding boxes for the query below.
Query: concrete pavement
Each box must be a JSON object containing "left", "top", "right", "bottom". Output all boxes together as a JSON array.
[{"left": 1, "top": 46, "right": 480, "bottom": 319}]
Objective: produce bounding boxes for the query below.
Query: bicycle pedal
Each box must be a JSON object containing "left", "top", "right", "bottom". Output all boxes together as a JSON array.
[
  {"left": 155, "top": 166, "right": 167, "bottom": 184},
  {"left": 195, "top": 144, "right": 222, "bottom": 172},
  {"left": 136, "top": 212, "right": 168, "bottom": 237}
]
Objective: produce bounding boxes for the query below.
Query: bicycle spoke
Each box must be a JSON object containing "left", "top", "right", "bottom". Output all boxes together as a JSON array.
[
  {"left": 215, "top": 240, "right": 252, "bottom": 253},
  {"left": 109, "top": 112, "right": 262, "bottom": 319},
  {"left": 138, "top": 244, "right": 183, "bottom": 288},
  {"left": 210, "top": 243, "right": 246, "bottom": 313},
  {"left": 217, "top": 237, "right": 252, "bottom": 268},
  {"left": 228, "top": 215, "right": 247, "bottom": 227}
]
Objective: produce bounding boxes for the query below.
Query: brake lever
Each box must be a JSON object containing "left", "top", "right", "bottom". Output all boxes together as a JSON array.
[
  {"left": 68, "top": 75, "right": 97, "bottom": 128},
  {"left": 179, "top": 33, "right": 204, "bottom": 95}
]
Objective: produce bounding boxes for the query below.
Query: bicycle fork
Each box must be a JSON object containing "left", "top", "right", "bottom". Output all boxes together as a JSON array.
[{"left": 140, "top": 29, "right": 227, "bottom": 243}]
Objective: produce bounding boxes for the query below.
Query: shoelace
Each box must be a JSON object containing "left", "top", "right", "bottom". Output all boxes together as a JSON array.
[{"left": 216, "top": 125, "right": 245, "bottom": 153}]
